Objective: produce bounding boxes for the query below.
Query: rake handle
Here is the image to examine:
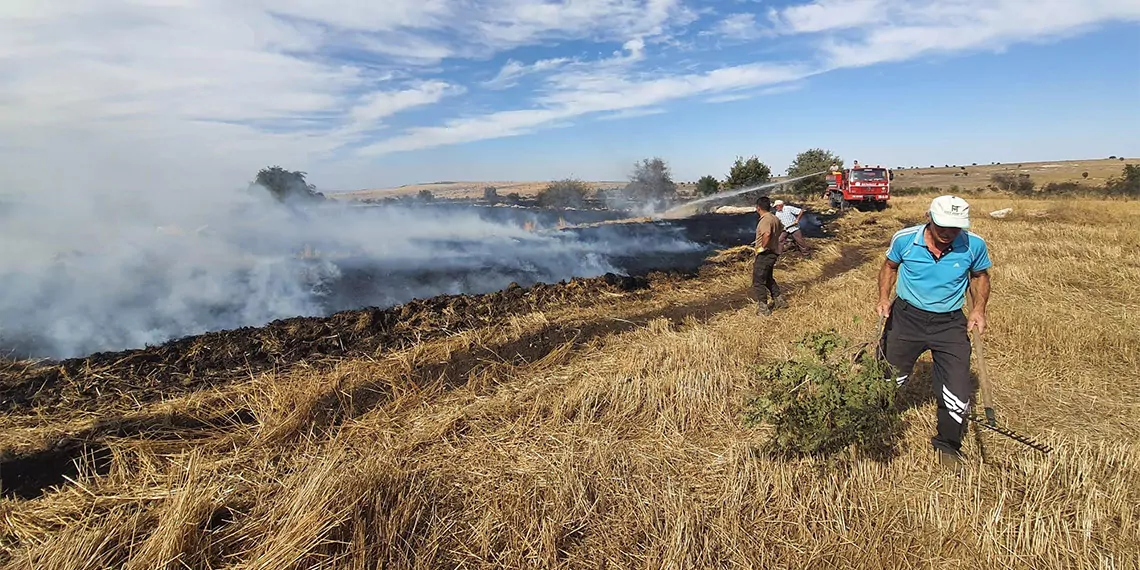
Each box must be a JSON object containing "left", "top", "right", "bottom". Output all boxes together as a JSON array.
[{"left": 972, "top": 329, "right": 997, "bottom": 426}]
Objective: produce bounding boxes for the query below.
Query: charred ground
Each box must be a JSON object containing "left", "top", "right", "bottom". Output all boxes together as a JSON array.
[{"left": 0, "top": 211, "right": 799, "bottom": 416}]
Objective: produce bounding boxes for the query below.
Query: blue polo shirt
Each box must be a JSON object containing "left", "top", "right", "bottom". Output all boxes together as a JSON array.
[{"left": 887, "top": 224, "right": 992, "bottom": 313}]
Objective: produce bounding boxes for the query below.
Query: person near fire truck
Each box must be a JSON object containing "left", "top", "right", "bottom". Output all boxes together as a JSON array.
[
  {"left": 772, "top": 200, "right": 810, "bottom": 256},
  {"left": 753, "top": 195, "right": 787, "bottom": 315},
  {"left": 876, "top": 195, "right": 991, "bottom": 470}
]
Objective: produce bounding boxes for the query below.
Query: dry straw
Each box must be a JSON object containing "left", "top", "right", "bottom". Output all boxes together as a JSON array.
[{"left": 1, "top": 195, "right": 1137, "bottom": 568}]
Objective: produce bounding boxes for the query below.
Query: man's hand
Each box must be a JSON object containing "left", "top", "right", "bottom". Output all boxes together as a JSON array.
[
  {"left": 876, "top": 299, "right": 892, "bottom": 318},
  {"left": 968, "top": 310, "right": 987, "bottom": 334}
]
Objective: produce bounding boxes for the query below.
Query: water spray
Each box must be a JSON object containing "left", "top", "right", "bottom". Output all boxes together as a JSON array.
[{"left": 662, "top": 170, "right": 829, "bottom": 215}]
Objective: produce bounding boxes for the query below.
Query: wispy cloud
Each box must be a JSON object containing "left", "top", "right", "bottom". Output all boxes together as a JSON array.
[
  {"left": 708, "top": 13, "right": 763, "bottom": 40},
  {"left": 705, "top": 81, "right": 805, "bottom": 103},
  {"left": 484, "top": 57, "right": 571, "bottom": 89},
  {"left": 1, "top": 0, "right": 1137, "bottom": 191}
]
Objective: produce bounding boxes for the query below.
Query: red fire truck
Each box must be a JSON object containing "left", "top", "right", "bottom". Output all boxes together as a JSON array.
[{"left": 825, "top": 161, "right": 893, "bottom": 211}]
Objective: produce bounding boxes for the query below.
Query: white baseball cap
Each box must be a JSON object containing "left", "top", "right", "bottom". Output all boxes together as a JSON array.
[
  {"left": 929, "top": 195, "right": 970, "bottom": 229},
  {"left": 773, "top": 199, "right": 785, "bottom": 207}
]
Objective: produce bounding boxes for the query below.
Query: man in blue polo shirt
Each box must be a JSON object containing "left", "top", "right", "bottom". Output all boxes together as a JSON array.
[{"left": 876, "top": 195, "right": 992, "bottom": 468}]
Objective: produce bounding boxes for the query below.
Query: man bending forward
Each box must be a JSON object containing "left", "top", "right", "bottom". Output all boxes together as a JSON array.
[{"left": 877, "top": 195, "right": 991, "bottom": 467}]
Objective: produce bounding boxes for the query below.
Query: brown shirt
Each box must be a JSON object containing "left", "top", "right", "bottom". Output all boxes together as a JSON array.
[{"left": 754, "top": 211, "right": 784, "bottom": 253}]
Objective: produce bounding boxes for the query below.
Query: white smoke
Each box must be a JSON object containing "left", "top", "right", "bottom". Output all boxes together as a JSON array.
[{"left": 0, "top": 181, "right": 701, "bottom": 360}]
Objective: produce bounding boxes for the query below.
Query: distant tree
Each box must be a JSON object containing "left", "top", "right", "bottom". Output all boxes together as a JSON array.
[
  {"left": 1106, "top": 164, "right": 1140, "bottom": 197},
  {"left": 696, "top": 175, "right": 721, "bottom": 196},
  {"left": 482, "top": 186, "right": 500, "bottom": 204},
  {"left": 1109, "top": 156, "right": 1117, "bottom": 159},
  {"left": 725, "top": 155, "right": 772, "bottom": 189},
  {"left": 972, "top": 162, "right": 978, "bottom": 166},
  {"left": 417, "top": 189, "right": 435, "bottom": 202},
  {"left": 253, "top": 166, "right": 323, "bottom": 204},
  {"left": 622, "top": 157, "right": 678, "bottom": 210},
  {"left": 537, "top": 178, "right": 590, "bottom": 208},
  {"left": 505, "top": 192, "right": 522, "bottom": 204},
  {"left": 786, "top": 148, "right": 842, "bottom": 199},
  {"left": 1082, "top": 172, "right": 1089, "bottom": 179},
  {"left": 991, "top": 173, "right": 1035, "bottom": 194},
  {"left": 1121, "top": 157, "right": 1127, "bottom": 161}
]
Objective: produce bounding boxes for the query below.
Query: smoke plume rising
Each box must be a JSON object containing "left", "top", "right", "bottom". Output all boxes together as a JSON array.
[{"left": 0, "top": 181, "right": 700, "bottom": 360}]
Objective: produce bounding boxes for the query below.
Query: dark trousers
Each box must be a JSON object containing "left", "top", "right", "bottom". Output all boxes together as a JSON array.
[
  {"left": 752, "top": 252, "right": 781, "bottom": 303},
  {"left": 779, "top": 229, "right": 810, "bottom": 254},
  {"left": 879, "top": 298, "right": 973, "bottom": 454}
]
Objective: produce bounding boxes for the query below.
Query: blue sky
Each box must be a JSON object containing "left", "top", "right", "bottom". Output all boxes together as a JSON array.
[{"left": 2, "top": 0, "right": 1138, "bottom": 194}]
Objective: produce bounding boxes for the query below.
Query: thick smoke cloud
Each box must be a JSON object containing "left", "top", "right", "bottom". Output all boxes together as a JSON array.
[{"left": 0, "top": 182, "right": 700, "bottom": 360}]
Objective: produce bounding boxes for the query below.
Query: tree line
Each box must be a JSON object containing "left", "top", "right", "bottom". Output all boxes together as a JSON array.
[{"left": 532, "top": 148, "right": 844, "bottom": 209}]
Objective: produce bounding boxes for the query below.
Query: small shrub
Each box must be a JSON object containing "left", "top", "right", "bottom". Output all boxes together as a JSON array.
[
  {"left": 742, "top": 330, "right": 901, "bottom": 459},
  {"left": 1082, "top": 172, "right": 1089, "bottom": 179},
  {"left": 1041, "top": 182, "right": 1080, "bottom": 194},
  {"left": 537, "top": 178, "right": 590, "bottom": 208},
  {"left": 482, "top": 186, "right": 500, "bottom": 203},
  {"left": 1106, "top": 164, "right": 1140, "bottom": 197},
  {"left": 991, "top": 172, "right": 1035, "bottom": 194}
]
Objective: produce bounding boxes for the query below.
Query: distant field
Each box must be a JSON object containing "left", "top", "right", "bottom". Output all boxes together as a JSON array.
[
  {"left": 337, "top": 180, "right": 635, "bottom": 201},
  {"left": 891, "top": 157, "right": 1135, "bottom": 191},
  {"left": 335, "top": 157, "right": 1135, "bottom": 201}
]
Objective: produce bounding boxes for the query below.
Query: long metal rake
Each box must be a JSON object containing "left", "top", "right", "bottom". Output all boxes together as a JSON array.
[{"left": 970, "top": 330, "right": 1052, "bottom": 454}]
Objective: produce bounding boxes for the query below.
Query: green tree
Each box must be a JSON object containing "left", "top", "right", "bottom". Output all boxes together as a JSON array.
[
  {"left": 254, "top": 166, "right": 323, "bottom": 203},
  {"left": 622, "top": 157, "right": 678, "bottom": 210},
  {"left": 696, "top": 175, "right": 721, "bottom": 196},
  {"left": 786, "top": 149, "right": 843, "bottom": 199},
  {"left": 505, "top": 192, "right": 522, "bottom": 204},
  {"left": 537, "top": 178, "right": 590, "bottom": 208},
  {"left": 725, "top": 156, "right": 772, "bottom": 189},
  {"left": 416, "top": 189, "right": 435, "bottom": 202}
]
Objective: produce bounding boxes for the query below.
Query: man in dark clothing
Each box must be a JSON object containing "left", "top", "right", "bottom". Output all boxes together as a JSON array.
[
  {"left": 877, "top": 195, "right": 992, "bottom": 470},
  {"left": 753, "top": 196, "right": 786, "bottom": 315}
]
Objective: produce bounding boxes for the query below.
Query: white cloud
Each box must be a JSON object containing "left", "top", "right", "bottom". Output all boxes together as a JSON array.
[
  {"left": 1, "top": 0, "right": 1137, "bottom": 192},
  {"left": 767, "top": 0, "right": 885, "bottom": 34},
  {"left": 705, "top": 82, "right": 805, "bottom": 103},
  {"left": 819, "top": 0, "right": 1140, "bottom": 68},
  {"left": 484, "top": 57, "right": 571, "bottom": 89},
  {"left": 359, "top": 62, "right": 814, "bottom": 155},
  {"left": 709, "top": 13, "right": 762, "bottom": 40},
  {"left": 349, "top": 81, "right": 461, "bottom": 124}
]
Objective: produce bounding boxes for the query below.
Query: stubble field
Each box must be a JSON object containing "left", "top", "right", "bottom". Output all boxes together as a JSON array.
[{"left": 1, "top": 194, "right": 1137, "bottom": 569}]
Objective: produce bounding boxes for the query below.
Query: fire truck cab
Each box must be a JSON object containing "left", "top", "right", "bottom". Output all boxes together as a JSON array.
[{"left": 825, "top": 161, "right": 893, "bottom": 211}]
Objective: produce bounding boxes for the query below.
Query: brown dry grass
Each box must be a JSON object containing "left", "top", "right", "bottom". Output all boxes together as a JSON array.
[
  {"left": 894, "top": 158, "right": 1137, "bottom": 192},
  {"left": 2, "top": 196, "right": 1139, "bottom": 568}
]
